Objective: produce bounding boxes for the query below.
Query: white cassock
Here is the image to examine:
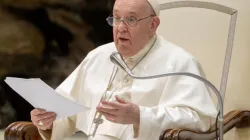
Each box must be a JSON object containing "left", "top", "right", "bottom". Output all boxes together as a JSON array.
[{"left": 39, "top": 35, "right": 217, "bottom": 140}]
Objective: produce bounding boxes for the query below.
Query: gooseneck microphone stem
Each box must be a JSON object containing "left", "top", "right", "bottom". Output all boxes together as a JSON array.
[{"left": 110, "top": 52, "right": 224, "bottom": 140}]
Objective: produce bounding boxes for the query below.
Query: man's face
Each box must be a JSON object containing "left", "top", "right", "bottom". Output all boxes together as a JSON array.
[{"left": 113, "top": 0, "right": 154, "bottom": 57}]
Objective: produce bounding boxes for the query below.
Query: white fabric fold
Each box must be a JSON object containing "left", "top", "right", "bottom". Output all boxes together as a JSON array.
[{"left": 38, "top": 35, "right": 217, "bottom": 140}]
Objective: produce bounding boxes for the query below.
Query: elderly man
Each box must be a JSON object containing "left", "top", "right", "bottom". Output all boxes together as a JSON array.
[{"left": 30, "top": 0, "right": 217, "bottom": 139}]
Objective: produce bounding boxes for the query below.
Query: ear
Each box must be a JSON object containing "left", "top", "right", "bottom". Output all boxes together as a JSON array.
[{"left": 150, "top": 16, "right": 160, "bottom": 34}]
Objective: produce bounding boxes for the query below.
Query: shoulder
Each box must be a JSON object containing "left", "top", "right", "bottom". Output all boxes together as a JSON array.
[
  {"left": 69, "top": 42, "right": 116, "bottom": 72},
  {"left": 154, "top": 35, "right": 200, "bottom": 70},
  {"left": 87, "top": 42, "right": 116, "bottom": 58},
  {"left": 91, "top": 42, "right": 116, "bottom": 55},
  {"left": 81, "top": 42, "right": 116, "bottom": 64},
  {"left": 158, "top": 36, "right": 194, "bottom": 58}
]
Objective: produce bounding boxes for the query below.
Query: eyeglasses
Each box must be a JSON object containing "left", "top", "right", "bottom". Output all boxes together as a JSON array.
[{"left": 106, "top": 14, "right": 154, "bottom": 27}]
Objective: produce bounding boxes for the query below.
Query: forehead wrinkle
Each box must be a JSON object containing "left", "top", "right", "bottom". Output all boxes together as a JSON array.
[{"left": 113, "top": 0, "right": 149, "bottom": 16}]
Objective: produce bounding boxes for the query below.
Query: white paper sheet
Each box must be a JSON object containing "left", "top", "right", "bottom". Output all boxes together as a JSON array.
[{"left": 4, "top": 77, "right": 87, "bottom": 119}]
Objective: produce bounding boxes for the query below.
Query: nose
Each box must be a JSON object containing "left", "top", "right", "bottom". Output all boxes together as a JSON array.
[{"left": 117, "top": 20, "right": 128, "bottom": 32}]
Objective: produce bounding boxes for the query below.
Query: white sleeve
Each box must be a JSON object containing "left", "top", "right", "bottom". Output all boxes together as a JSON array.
[
  {"left": 38, "top": 52, "right": 93, "bottom": 140},
  {"left": 39, "top": 115, "right": 78, "bottom": 140},
  {"left": 138, "top": 106, "right": 212, "bottom": 140},
  {"left": 137, "top": 56, "right": 217, "bottom": 140},
  {"left": 38, "top": 61, "right": 83, "bottom": 140}
]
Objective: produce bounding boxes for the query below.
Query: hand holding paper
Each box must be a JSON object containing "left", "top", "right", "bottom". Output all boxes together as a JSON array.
[
  {"left": 4, "top": 77, "right": 87, "bottom": 119},
  {"left": 30, "top": 108, "right": 56, "bottom": 130}
]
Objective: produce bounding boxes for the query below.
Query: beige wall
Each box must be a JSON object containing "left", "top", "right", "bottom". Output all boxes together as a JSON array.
[{"left": 157, "top": 0, "right": 250, "bottom": 139}]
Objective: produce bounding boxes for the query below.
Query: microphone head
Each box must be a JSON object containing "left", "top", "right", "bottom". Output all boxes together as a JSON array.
[
  {"left": 110, "top": 52, "right": 130, "bottom": 73},
  {"left": 110, "top": 52, "right": 119, "bottom": 65}
]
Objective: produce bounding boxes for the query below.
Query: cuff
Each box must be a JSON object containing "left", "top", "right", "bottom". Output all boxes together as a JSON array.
[
  {"left": 50, "top": 117, "right": 77, "bottom": 140},
  {"left": 137, "top": 106, "right": 153, "bottom": 140}
]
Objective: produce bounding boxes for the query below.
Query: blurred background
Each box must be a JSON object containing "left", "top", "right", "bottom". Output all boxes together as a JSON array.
[{"left": 0, "top": 0, "right": 114, "bottom": 131}]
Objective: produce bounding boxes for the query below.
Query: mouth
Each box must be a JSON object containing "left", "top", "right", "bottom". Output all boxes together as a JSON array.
[{"left": 118, "top": 37, "right": 129, "bottom": 42}]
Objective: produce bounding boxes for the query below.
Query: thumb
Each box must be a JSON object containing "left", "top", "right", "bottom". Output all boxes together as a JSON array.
[{"left": 115, "top": 95, "right": 127, "bottom": 104}]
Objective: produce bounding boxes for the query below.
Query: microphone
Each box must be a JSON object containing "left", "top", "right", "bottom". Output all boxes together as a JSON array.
[{"left": 110, "top": 51, "right": 224, "bottom": 140}]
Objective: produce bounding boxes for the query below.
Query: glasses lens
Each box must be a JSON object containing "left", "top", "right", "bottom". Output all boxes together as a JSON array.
[
  {"left": 106, "top": 17, "right": 114, "bottom": 26},
  {"left": 106, "top": 16, "right": 138, "bottom": 27},
  {"left": 126, "top": 17, "right": 137, "bottom": 27}
]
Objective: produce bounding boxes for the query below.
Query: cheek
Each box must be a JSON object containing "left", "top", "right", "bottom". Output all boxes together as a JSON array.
[
  {"left": 113, "top": 28, "right": 118, "bottom": 41},
  {"left": 129, "top": 29, "right": 139, "bottom": 42},
  {"left": 130, "top": 28, "right": 148, "bottom": 44}
]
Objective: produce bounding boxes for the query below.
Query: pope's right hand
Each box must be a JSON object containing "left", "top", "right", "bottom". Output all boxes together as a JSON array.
[{"left": 31, "top": 108, "right": 57, "bottom": 130}]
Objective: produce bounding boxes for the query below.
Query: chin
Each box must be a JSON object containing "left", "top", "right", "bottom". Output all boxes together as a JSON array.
[
  {"left": 117, "top": 48, "right": 127, "bottom": 56},
  {"left": 115, "top": 43, "right": 133, "bottom": 55},
  {"left": 116, "top": 47, "right": 129, "bottom": 57}
]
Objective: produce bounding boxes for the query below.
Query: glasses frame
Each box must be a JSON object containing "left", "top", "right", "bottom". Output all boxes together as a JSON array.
[{"left": 106, "top": 14, "right": 155, "bottom": 27}]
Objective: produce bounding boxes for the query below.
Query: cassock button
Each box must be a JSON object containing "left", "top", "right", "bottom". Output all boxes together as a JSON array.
[{"left": 126, "top": 58, "right": 133, "bottom": 64}]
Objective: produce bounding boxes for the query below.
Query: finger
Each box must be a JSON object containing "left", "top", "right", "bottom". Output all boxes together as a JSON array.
[
  {"left": 99, "top": 110, "right": 117, "bottom": 119},
  {"left": 31, "top": 112, "right": 56, "bottom": 123},
  {"left": 31, "top": 109, "right": 48, "bottom": 122},
  {"left": 115, "top": 96, "right": 127, "bottom": 104},
  {"left": 97, "top": 105, "right": 118, "bottom": 115},
  {"left": 97, "top": 103, "right": 116, "bottom": 110},
  {"left": 31, "top": 108, "right": 46, "bottom": 116},
  {"left": 41, "top": 117, "right": 56, "bottom": 129},
  {"left": 35, "top": 112, "right": 57, "bottom": 121},
  {"left": 101, "top": 100, "right": 124, "bottom": 109},
  {"left": 35, "top": 116, "right": 56, "bottom": 130},
  {"left": 105, "top": 116, "right": 117, "bottom": 123},
  {"left": 36, "top": 114, "right": 56, "bottom": 125}
]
